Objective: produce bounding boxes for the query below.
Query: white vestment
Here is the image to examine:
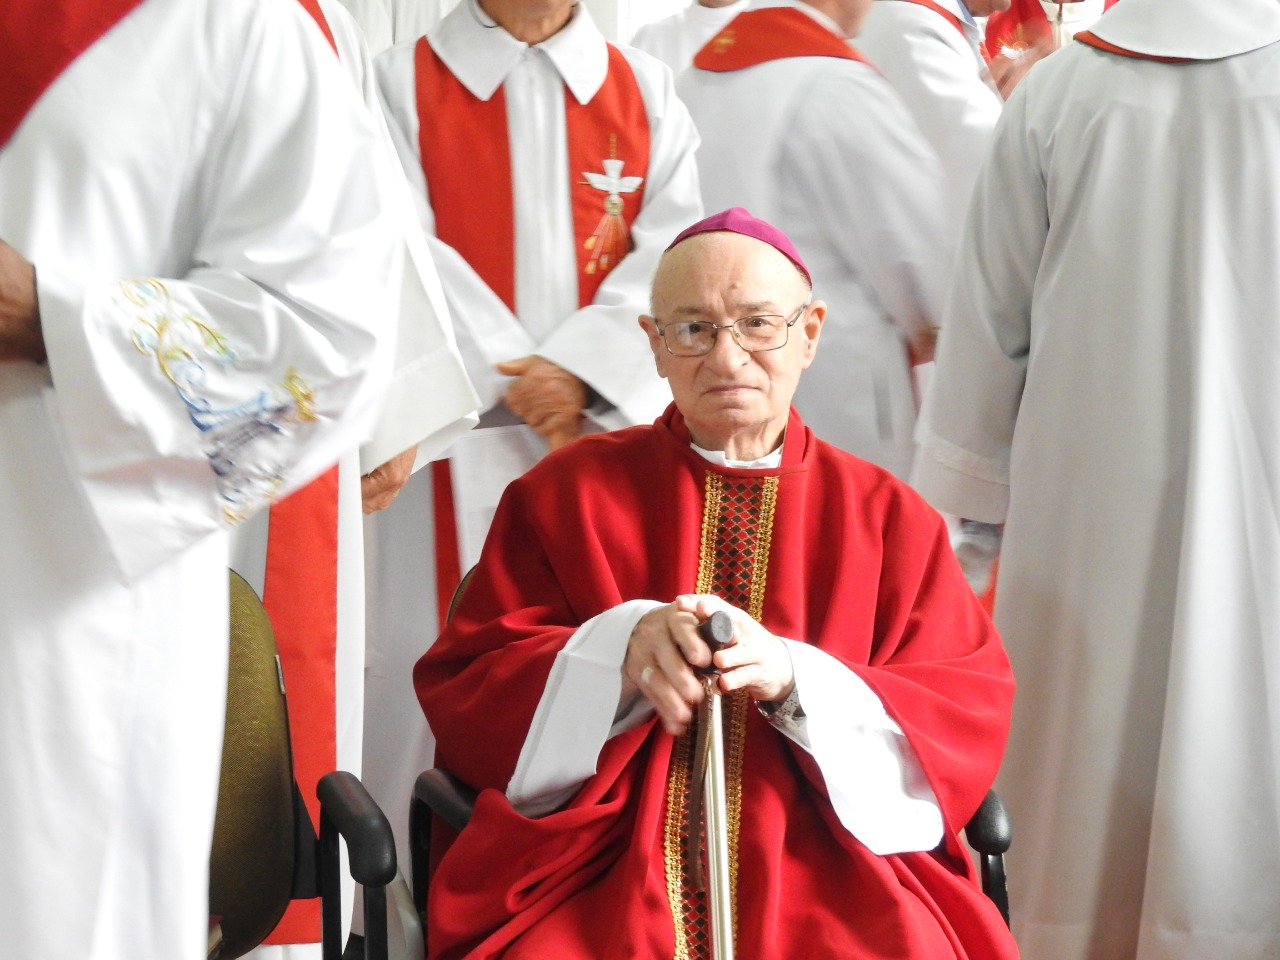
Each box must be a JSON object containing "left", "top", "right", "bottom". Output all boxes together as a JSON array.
[
  {"left": 856, "top": 0, "right": 1001, "bottom": 245},
  {"left": 628, "top": 0, "right": 749, "bottom": 75},
  {"left": 677, "top": 0, "right": 949, "bottom": 477},
  {"left": 0, "top": 0, "right": 400, "bottom": 957},
  {"left": 368, "top": 0, "right": 703, "bottom": 870},
  {"left": 912, "top": 1, "right": 1280, "bottom": 957},
  {"left": 240, "top": 3, "right": 477, "bottom": 959}
]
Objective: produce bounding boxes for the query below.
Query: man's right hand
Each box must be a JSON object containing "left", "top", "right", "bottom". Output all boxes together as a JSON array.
[
  {"left": 0, "top": 240, "right": 45, "bottom": 364},
  {"left": 622, "top": 599, "right": 714, "bottom": 736}
]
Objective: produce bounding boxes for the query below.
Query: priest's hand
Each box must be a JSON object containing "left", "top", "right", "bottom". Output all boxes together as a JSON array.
[
  {"left": 623, "top": 599, "right": 712, "bottom": 736},
  {"left": 496, "top": 355, "right": 588, "bottom": 450},
  {"left": 682, "top": 594, "right": 796, "bottom": 706},
  {"left": 0, "top": 240, "right": 45, "bottom": 364},
  {"left": 989, "top": 42, "right": 1051, "bottom": 100},
  {"left": 623, "top": 595, "right": 795, "bottom": 735},
  {"left": 360, "top": 445, "right": 417, "bottom": 514}
]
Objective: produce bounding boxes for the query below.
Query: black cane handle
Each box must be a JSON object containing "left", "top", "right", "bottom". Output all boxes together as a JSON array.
[{"left": 695, "top": 611, "right": 734, "bottom": 675}]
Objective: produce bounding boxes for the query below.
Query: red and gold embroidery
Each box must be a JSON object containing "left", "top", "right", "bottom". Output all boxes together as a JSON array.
[{"left": 664, "top": 472, "right": 779, "bottom": 959}]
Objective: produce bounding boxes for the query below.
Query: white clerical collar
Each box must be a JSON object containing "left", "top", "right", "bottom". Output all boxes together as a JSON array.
[
  {"left": 687, "top": 0, "right": 750, "bottom": 23},
  {"left": 1038, "top": 0, "right": 1104, "bottom": 28},
  {"left": 428, "top": 0, "right": 609, "bottom": 104},
  {"left": 691, "top": 441, "right": 784, "bottom": 469},
  {"left": 1087, "top": 0, "right": 1280, "bottom": 60},
  {"left": 749, "top": 0, "right": 847, "bottom": 38}
]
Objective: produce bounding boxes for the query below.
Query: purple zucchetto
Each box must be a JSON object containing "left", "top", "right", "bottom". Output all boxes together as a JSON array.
[{"left": 666, "top": 207, "right": 812, "bottom": 286}]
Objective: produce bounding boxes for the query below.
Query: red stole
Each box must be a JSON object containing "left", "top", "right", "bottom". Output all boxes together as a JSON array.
[
  {"left": 413, "top": 36, "right": 651, "bottom": 625},
  {"left": 262, "top": 0, "right": 340, "bottom": 946},
  {"left": 693, "top": 6, "right": 872, "bottom": 71},
  {"left": 1075, "top": 29, "right": 1195, "bottom": 63},
  {"left": 984, "top": 0, "right": 1120, "bottom": 58},
  {"left": 0, "top": 0, "right": 142, "bottom": 149}
]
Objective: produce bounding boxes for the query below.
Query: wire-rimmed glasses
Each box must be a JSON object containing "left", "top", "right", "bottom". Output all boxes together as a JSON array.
[{"left": 654, "top": 303, "right": 809, "bottom": 357}]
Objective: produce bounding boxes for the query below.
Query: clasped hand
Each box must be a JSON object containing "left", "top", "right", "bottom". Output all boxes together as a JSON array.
[
  {"left": 0, "top": 240, "right": 44, "bottom": 364},
  {"left": 623, "top": 594, "right": 796, "bottom": 736},
  {"left": 496, "top": 355, "right": 587, "bottom": 451}
]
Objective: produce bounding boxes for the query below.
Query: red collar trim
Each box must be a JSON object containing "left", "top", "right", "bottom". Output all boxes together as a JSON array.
[
  {"left": 1075, "top": 30, "right": 1195, "bottom": 63},
  {"left": 693, "top": 7, "right": 870, "bottom": 72}
]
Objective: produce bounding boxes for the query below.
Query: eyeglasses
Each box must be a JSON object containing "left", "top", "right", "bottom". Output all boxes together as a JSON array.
[{"left": 654, "top": 303, "right": 809, "bottom": 357}]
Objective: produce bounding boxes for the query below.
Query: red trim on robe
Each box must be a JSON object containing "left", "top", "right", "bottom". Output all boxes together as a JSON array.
[
  {"left": 413, "top": 38, "right": 651, "bottom": 612},
  {"left": 262, "top": 1, "right": 340, "bottom": 945},
  {"left": 0, "top": 0, "right": 143, "bottom": 149},
  {"left": 415, "top": 405, "right": 1017, "bottom": 959},
  {"left": 984, "top": 0, "right": 1119, "bottom": 59},
  {"left": 898, "top": 0, "right": 969, "bottom": 42},
  {"left": 1074, "top": 29, "right": 1196, "bottom": 63},
  {"left": 693, "top": 7, "right": 872, "bottom": 71},
  {"left": 296, "top": 0, "right": 338, "bottom": 53}
]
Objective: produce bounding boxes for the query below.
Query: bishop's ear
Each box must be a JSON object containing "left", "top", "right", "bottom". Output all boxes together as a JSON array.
[{"left": 638, "top": 315, "right": 670, "bottom": 378}]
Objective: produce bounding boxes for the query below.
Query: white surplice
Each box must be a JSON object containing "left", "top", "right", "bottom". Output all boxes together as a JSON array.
[
  {"left": 856, "top": 0, "right": 1002, "bottom": 245},
  {"left": 0, "top": 0, "right": 402, "bottom": 957},
  {"left": 677, "top": 0, "right": 949, "bottom": 478},
  {"left": 366, "top": 0, "right": 703, "bottom": 874},
  {"left": 628, "top": 0, "right": 749, "bottom": 75},
  {"left": 912, "top": 1, "right": 1280, "bottom": 956},
  {"left": 239, "top": 3, "right": 478, "bottom": 959}
]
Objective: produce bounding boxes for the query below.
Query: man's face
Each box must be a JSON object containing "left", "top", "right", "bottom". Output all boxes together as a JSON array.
[{"left": 639, "top": 233, "right": 825, "bottom": 454}]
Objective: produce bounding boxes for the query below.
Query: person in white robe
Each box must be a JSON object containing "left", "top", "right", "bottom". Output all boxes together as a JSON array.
[
  {"left": 856, "top": 0, "right": 1004, "bottom": 247},
  {"left": 677, "top": 0, "right": 949, "bottom": 478},
  {"left": 0, "top": 0, "right": 404, "bottom": 957},
  {"left": 368, "top": 0, "right": 703, "bottom": 875},
  {"left": 238, "top": 2, "right": 478, "bottom": 958},
  {"left": 911, "top": 1, "right": 1280, "bottom": 957},
  {"left": 629, "top": 0, "right": 749, "bottom": 75},
  {"left": 337, "top": 0, "right": 459, "bottom": 53}
]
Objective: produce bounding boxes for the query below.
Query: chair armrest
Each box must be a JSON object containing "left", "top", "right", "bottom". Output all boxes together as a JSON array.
[
  {"left": 414, "top": 768, "right": 478, "bottom": 833},
  {"left": 963, "top": 788, "right": 1012, "bottom": 856},
  {"left": 318, "top": 771, "right": 397, "bottom": 887}
]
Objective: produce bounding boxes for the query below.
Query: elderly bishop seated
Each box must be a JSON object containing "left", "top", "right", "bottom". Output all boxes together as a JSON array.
[{"left": 414, "top": 208, "right": 1018, "bottom": 960}]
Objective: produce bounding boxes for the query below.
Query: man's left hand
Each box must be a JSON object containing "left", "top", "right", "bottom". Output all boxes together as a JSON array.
[
  {"left": 680, "top": 595, "right": 796, "bottom": 705},
  {"left": 0, "top": 240, "right": 45, "bottom": 364},
  {"left": 360, "top": 446, "right": 417, "bottom": 514},
  {"left": 496, "top": 355, "right": 588, "bottom": 450}
]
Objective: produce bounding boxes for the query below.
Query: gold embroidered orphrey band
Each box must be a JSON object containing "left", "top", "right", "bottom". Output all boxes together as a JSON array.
[{"left": 663, "top": 472, "right": 779, "bottom": 959}]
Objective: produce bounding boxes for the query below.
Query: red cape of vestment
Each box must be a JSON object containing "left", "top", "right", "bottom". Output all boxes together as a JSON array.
[{"left": 415, "top": 406, "right": 1016, "bottom": 960}]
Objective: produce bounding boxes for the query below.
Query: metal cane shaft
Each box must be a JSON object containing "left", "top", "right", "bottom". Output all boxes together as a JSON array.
[{"left": 704, "top": 686, "right": 734, "bottom": 960}]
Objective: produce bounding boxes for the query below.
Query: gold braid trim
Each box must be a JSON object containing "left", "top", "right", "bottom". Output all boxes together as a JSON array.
[
  {"left": 695, "top": 473, "right": 722, "bottom": 596},
  {"left": 662, "top": 472, "right": 779, "bottom": 957},
  {"left": 663, "top": 728, "right": 696, "bottom": 960},
  {"left": 748, "top": 478, "right": 779, "bottom": 621}
]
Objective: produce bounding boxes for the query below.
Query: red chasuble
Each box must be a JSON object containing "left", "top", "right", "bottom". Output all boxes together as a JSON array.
[
  {"left": 415, "top": 406, "right": 1017, "bottom": 960},
  {"left": 984, "top": 0, "right": 1119, "bottom": 60},
  {"left": 412, "top": 37, "right": 651, "bottom": 618},
  {"left": 262, "top": 0, "right": 341, "bottom": 946},
  {"left": 0, "top": 0, "right": 142, "bottom": 148},
  {"left": 693, "top": 6, "right": 872, "bottom": 71}
]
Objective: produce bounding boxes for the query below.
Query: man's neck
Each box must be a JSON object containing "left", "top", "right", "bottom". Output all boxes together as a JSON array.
[{"left": 476, "top": 0, "right": 575, "bottom": 44}]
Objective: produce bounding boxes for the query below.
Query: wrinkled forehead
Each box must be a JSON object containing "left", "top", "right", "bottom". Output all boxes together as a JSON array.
[{"left": 651, "top": 232, "right": 810, "bottom": 316}]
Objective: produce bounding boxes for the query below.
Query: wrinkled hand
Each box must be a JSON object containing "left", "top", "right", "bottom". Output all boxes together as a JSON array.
[
  {"left": 495, "top": 355, "right": 587, "bottom": 450},
  {"left": 908, "top": 325, "right": 939, "bottom": 367},
  {"left": 360, "top": 446, "right": 417, "bottom": 514},
  {"left": 623, "top": 595, "right": 795, "bottom": 736},
  {"left": 0, "top": 240, "right": 44, "bottom": 364}
]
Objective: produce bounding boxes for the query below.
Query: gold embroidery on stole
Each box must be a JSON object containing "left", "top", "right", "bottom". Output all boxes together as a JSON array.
[{"left": 663, "top": 472, "right": 779, "bottom": 959}]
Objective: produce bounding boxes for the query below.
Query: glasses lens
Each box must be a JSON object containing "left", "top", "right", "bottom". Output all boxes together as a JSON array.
[
  {"left": 733, "top": 316, "right": 787, "bottom": 351},
  {"left": 665, "top": 321, "right": 714, "bottom": 355}
]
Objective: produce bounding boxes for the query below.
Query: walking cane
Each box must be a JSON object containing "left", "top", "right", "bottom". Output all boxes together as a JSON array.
[{"left": 694, "top": 611, "right": 735, "bottom": 960}]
